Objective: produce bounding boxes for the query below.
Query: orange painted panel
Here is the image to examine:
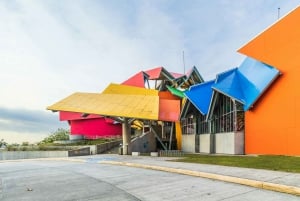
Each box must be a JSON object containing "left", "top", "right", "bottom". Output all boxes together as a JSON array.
[
  {"left": 159, "top": 91, "right": 181, "bottom": 100},
  {"left": 239, "top": 6, "right": 300, "bottom": 155},
  {"left": 238, "top": 6, "right": 300, "bottom": 71},
  {"left": 159, "top": 99, "right": 180, "bottom": 121}
]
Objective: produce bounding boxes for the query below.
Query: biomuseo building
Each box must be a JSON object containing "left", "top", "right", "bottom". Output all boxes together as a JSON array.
[
  {"left": 180, "top": 6, "right": 300, "bottom": 156},
  {"left": 239, "top": 6, "right": 300, "bottom": 155}
]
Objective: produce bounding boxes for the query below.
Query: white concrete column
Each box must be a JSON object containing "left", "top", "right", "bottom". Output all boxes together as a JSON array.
[{"left": 122, "top": 118, "right": 131, "bottom": 155}]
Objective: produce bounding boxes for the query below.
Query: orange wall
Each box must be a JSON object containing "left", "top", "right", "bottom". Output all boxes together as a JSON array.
[{"left": 239, "top": 6, "right": 300, "bottom": 155}]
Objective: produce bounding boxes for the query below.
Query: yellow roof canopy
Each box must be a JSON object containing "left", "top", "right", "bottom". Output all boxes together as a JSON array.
[
  {"left": 47, "top": 84, "right": 160, "bottom": 120},
  {"left": 102, "top": 83, "right": 158, "bottom": 95}
]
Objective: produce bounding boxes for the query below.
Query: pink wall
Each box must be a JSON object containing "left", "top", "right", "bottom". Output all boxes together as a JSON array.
[
  {"left": 59, "top": 111, "right": 100, "bottom": 121},
  {"left": 70, "top": 118, "right": 122, "bottom": 139}
]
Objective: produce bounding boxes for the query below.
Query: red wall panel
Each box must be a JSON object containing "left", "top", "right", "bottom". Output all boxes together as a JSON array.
[{"left": 70, "top": 118, "right": 122, "bottom": 139}]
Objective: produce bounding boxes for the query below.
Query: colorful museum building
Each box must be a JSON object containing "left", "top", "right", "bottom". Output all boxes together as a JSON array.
[{"left": 48, "top": 6, "right": 300, "bottom": 156}]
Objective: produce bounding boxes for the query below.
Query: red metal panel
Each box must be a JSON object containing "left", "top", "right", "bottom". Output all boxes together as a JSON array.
[
  {"left": 122, "top": 71, "right": 146, "bottom": 88},
  {"left": 70, "top": 118, "right": 122, "bottom": 139},
  {"left": 59, "top": 111, "right": 100, "bottom": 121},
  {"left": 144, "top": 67, "right": 163, "bottom": 79},
  {"left": 170, "top": 72, "right": 184, "bottom": 78}
]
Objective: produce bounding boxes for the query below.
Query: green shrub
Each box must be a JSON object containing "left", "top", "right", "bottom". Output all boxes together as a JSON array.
[
  {"left": 7, "top": 145, "right": 17, "bottom": 151},
  {"left": 21, "top": 146, "right": 27, "bottom": 151},
  {"left": 39, "top": 128, "right": 70, "bottom": 144}
]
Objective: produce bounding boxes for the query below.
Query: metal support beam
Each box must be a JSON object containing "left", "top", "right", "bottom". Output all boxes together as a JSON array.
[
  {"left": 107, "top": 116, "right": 124, "bottom": 123},
  {"left": 149, "top": 124, "right": 168, "bottom": 150}
]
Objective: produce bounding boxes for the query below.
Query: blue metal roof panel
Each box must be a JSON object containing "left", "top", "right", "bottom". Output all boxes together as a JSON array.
[
  {"left": 212, "top": 57, "right": 280, "bottom": 111},
  {"left": 235, "top": 71, "right": 258, "bottom": 110},
  {"left": 184, "top": 80, "right": 214, "bottom": 115},
  {"left": 237, "top": 57, "right": 280, "bottom": 110},
  {"left": 238, "top": 57, "right": 280, "bottom": 91},
  {"left": 213, "top": 69, "right": 245, "bottom": 103}
]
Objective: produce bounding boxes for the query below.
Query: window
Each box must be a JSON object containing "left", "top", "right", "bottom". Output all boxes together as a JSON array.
[
  {"left": 211, "top": 93, "right": 244, "bottom": 133},
  {"left": 198, "top": 114, "right": 209, "bottom": 134},
  {"left": 181, "top": 114, "right": 196, "bottom": 134},
  {"left": 236, "top": 110, "right": 244, "bottom": 131}
]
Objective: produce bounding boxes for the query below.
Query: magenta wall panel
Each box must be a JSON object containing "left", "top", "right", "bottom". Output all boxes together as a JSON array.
[
  {"left": 60, "top": 111, "right": 100, "bottom": 121},
  {"left": 70, "top": 118, "right": 122, "bottom": 139}
]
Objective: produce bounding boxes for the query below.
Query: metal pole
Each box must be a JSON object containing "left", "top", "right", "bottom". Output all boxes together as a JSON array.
[{"left": 183, "top": 51, "right": 186, "bottom": 74}]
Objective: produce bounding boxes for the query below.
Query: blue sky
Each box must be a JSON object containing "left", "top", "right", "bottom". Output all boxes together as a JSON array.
[{"left": 0, "top": 0, "right": 299, "bottom": 143}]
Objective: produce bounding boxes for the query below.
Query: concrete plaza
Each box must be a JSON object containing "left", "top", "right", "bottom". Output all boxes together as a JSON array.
[{"left": 0, "top": 155, "right": 299, "bottom": 200}]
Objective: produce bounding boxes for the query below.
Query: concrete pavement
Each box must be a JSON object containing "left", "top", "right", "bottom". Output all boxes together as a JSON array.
[
  {"left": 1, "top": 154, "right": 300, "bottom": 197},
  {"left": 76, "top": 154, "right": 300, "bottom": 196}
]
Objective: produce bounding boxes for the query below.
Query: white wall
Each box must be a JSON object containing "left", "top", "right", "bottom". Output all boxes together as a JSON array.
[
  {"left": 234, "top": 131, "right": 245, "bottom": 154},
  {"left": 199, "top": 134, "right": 212, "bottom": 153},
  {"left": 0, "top": 151, "right": 68, "bottom": 160},
  {"left": 215, "top": 132, "right": 235, "bottom": 154},
  {"left": 181, "top": 134, "right": 195, "bottom": 153},
  {"left": 181, "top": 132, "right": 245, "bottom": 155}
]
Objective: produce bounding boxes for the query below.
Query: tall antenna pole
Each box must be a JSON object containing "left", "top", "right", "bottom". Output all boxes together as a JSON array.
[
  {"left": 182, "top": 50, "right": 186, "bottom": 74},
  {"left": 278, "top": 7, "right": 280, "bottom": 20}
]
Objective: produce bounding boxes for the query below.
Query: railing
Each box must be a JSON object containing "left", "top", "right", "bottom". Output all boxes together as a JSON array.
[
  {"left": 68, "top": 147, "right": 90, "bottom": 157},
  {"left": 96, "top": 140, "right": 122, "bottom": 154},
  {"left": 159, "top": 150, "right": 184, "bottom": 157}
]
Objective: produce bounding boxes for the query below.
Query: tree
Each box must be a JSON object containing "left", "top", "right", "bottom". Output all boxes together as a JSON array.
[
  {"left": 0, "top": 139, "right": 7, "bottom": 147},
  {"left": 22, "top": 142, "right": 29, "bottom": 146},
  {"left": 39, "top": 128, "right": 70, "bottom": 144}
]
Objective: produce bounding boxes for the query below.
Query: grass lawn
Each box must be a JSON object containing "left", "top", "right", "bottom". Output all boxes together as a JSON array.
[{"left": 173, "top": 154, "right": 300, "bottom": 173}]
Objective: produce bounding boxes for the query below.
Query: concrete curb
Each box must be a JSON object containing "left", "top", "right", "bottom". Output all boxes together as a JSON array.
[{"left": 100, "top": 161, "right": 300, "bottom": 196}]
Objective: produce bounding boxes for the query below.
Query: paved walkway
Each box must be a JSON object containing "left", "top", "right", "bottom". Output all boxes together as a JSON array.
[
  {"left": 2, "top": 154, "right": 300, "bottom": 196},
  {"left": 3, "top": 157, "right": 300, "bottom": 201},
  {"left": 74, "top": 154, "right": 300, "bottom": 196}
]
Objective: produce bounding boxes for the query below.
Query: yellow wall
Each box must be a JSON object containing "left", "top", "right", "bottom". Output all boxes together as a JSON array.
[{"left": 175, "top": 121, "right": 182, "bottom": 150}]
